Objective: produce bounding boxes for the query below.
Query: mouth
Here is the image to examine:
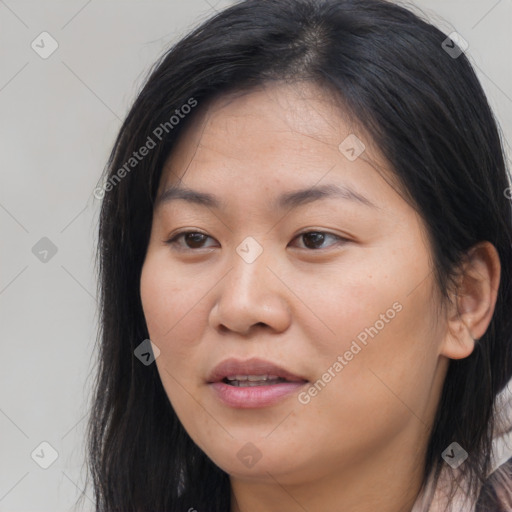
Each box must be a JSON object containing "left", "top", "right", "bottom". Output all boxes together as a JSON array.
[
  {"left": 207, "top": 357, "right": 308, "bottom": 385},
  {"left": 207, "top": 357, "right": 308, "bottom": 408}
]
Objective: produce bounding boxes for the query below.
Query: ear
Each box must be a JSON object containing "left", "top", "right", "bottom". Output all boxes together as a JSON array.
[{"left": 441, "top": 241, "right": 501, "bottom": 360}]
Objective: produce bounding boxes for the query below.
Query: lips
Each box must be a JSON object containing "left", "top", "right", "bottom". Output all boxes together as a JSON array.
[
  {"left": 207, "top": 357, "right": 308, "bottom": 385},
  {"left": 207, "top": 357, "right": 309, "bottom": 408}
]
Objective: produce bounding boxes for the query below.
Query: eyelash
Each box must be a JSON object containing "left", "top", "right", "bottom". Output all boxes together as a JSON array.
[{"left": 164, "top": 229, "right": 348, "bottom": 251}]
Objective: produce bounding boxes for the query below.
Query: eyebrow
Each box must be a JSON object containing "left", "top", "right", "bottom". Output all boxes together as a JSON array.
[{"left": 156, "top": 183, "right": 378, "bottom": 211}]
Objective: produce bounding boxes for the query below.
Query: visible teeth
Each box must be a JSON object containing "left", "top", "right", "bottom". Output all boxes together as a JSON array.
[
  {"left": 232, "top": 380, "right": 283, "bottom": 387},
  {"left": 248, "top": 374, "right": 267, "bottom": 381},
  {"left": 225, "top": 375, "right": 286, "bottom": 387},
  {"left": 226, "top": 374, "right": 275, "bottom": 381}
]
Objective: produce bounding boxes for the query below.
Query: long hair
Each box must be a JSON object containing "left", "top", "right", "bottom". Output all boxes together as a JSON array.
[{"left": 86, "top": 1, "right": 512, "bottom": 510}]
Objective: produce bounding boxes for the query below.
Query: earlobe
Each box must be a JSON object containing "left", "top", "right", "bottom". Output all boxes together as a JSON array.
[{"left": 440, "top": 241, "right": 501, "bottom": 360}]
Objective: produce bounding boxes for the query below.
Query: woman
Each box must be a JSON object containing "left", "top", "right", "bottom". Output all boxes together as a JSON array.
[{"left": 87, "top": 0, "right": 512, "bottom": 510}]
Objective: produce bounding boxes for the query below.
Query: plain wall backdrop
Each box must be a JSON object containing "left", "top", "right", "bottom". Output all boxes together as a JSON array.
[{"left": 1, "top": 1, "right": 511, "bottom": 510}]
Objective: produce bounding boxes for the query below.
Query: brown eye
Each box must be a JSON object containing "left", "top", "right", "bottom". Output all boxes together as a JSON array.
[
  {"left": 183, "top": 232, "right": 208, "bottom": 248},
  {"left": 293, "top": 231, "right": 345, "bottom": 250},
  {"left": 165, "top": 231, "right": 217, "bottom": 250}
]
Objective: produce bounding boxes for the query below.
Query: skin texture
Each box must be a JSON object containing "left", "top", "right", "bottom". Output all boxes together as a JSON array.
[{"left": 139, "top": 81, "right": 501, "bottom": 512}]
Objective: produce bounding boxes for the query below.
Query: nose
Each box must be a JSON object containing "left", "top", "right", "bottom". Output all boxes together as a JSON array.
[{"left": 208, "top": 244, "right": 292, "bottom": 336}]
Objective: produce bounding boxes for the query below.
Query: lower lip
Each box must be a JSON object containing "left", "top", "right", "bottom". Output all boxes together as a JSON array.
[{"left": 209, "top": 381, "right": 307, "bottom": 408}]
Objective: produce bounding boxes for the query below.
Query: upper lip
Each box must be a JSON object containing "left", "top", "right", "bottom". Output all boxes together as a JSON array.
[{"left": 207, "top": 357, "right": 308, "bottom": 383}]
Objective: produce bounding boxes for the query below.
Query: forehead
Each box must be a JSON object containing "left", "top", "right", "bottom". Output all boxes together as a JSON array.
[
  {"left": 166, "top": 81, "right": 352, "bottom": 168},
  {"left": 158, "top": 81, "right": 397, "bottom": 207}
]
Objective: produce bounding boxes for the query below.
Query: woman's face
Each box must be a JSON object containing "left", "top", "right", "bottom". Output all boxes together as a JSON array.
[{"left": 140, "top": 81, "right": 453, "bottom": 486}]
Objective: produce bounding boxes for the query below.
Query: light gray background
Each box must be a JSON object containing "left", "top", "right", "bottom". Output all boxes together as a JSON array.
[{"left": 1, "top": 1, "right": 511, "bottom": 510}]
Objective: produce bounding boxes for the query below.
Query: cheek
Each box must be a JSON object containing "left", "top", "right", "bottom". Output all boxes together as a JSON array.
[
  {"left": 327, "top": 281, "right": 438, "bottom": 424},
  {"left": 140, "top": 254, "right": 210, "bottom": 416},
  {"left": 140, "top": 253, "right": 210, "bottom": 349},
  {"left": 285, "top": 256, "right": 408, "bottom": 359},
  {"left": 293, "top": 286, "right": 440, "bottom": 463},
  {"left": 301, "top": 241, "right": 440, "bottom": 403}
]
